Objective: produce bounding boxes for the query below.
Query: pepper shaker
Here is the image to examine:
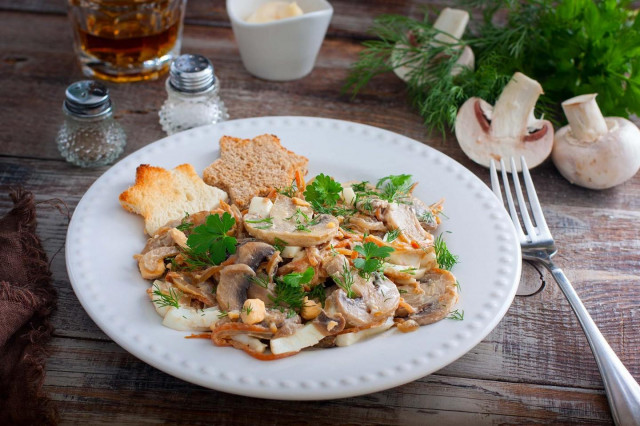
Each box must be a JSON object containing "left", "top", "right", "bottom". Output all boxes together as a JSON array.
[
  {"left": 56, "top": 80, "right": 126, "bottom": 167},
  {"left": 159, "top": 54, "right": 229, "bottom": 135}
]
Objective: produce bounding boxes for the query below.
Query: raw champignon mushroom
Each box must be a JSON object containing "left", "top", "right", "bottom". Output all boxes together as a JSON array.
[
  {"left": 216, "top": 264, "right": 255, "bottom": 311},
  {"left": 552, "top": 94, "right": 640, "bottom": 189},
  {"left": 397, "top": 269, "right": 458, "bottom": 325},
  {"left": 393, "top": 8, "right": 474, "bottom": 81},
  {"left": 455, "top": 72, "right": 554, "bottom": 171},
  {"left": 244, "top": 194, "right": 339, "bottom": 247}
]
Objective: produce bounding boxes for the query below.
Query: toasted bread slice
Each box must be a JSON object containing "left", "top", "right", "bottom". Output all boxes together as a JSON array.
[
  {"left": 203, "top": 134, "right": 308, "bottom": 209},
  {"left": 119, "top": 163, "right": 228, "bottom": 235}
]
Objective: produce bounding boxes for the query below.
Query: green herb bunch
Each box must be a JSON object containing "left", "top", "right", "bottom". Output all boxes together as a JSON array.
[{"left": 346, "top": 0, "right": 640, "bottom": 133}]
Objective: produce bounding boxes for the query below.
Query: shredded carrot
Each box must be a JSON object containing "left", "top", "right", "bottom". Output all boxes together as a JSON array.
[
  {"left": 333, "top": 240, "right": 351, "bottom": 248},
  {"left": 266, "top": 188, "right": 277, "bottom": 200},
  {"left": 210, "top": 322, "right": 297, "bottom": 361},
  {"left": 295, "top": 169, "right": 305, "bottom": 191},
  {"left": 350, "top": 250, "right": 359, "bottom": 260},
  {"left": 364, "top": 234, "right": 390, "bottom": 247},
  {"left": 411, "top": 240, "right": 421, "bottom": 249},
  {"left": 335, "top": 248, "right": 353, "bottom": 257},
  {"left": 241, "top": 209, "right": 249, "bottom": 215},
  {"left": 185, "top": 333, "right": 211, "bottom": 339}
]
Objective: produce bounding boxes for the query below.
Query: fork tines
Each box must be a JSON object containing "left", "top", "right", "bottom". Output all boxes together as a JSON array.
[{"left": 490, "top": 157, "right": 551, "bottom": 243}]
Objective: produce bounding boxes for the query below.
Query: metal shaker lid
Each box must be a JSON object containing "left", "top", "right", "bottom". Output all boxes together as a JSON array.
[
  {"left": 169, "top": 54, "right": 216, "bottom": 93},
  {"left": 63, "top": 80, "right": 113, "bottom": 118}
]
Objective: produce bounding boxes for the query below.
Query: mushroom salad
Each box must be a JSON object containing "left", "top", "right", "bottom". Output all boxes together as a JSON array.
[{"left": 138, "top": 172, "right": 460, "bottom": 360}]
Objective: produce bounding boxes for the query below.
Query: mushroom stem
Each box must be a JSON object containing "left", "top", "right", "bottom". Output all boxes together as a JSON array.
[
  {"left": 562, "top": 94, "right": 608, "bottom": 143},
  {"left": 491, "top": 72, "right": 544, "bottom": 140},
  {"left": 432, "top": 8, "right": 469, "bottom": 46}
]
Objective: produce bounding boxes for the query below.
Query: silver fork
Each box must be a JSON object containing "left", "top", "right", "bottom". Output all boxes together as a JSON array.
[{"left": 490, "top": 157, "right": 640, "bottom": 425}]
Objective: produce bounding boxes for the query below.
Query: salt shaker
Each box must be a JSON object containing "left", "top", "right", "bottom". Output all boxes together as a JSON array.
[
  {"left": 159, "top": 54, "right": 229, "bottom": 135},
  {"left": 56, "top": 80, "right": 126, "bottom": 167}
]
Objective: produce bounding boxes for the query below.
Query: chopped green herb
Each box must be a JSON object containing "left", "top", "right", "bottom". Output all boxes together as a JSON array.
[
  {"left": 270, "top": 267, "right": 315, "bottom": 310},
  {"left": 376, "top": 174, "right": 413, "bottom": 203},
  {"left": 384, "top": 228, "right": 401, "bottom": 242},
  {"left": 277, "top": 179, "right": 298, "bottom": 198},
  {"left": 217, "top": 310, "right": 228, "bottom": 319},
  {"left": 249, "top": 274, "right": 270, "bottom": 289},
  {"left": 286, "top": 208, "right": 319, "bottom": 232},
  {"left": 273, "top": 237, "right": 287, "bottom": 252},
  {"left": 176, "top": 212, "right": 193, "bottom": 232},
  {"left": 332, "top": 262, "right": 357, "bottom": 298},
  {"left": 353, "top": 242, "right": 395, "bottom": 278},
  {"left": 399, "top": 289, "right": 408, "bottom": 294},
  {"left": 186, "top": 212, "right": 237, "bottom": 265},
  {"left": 455, "top": 280, "right": 461, "bottom": 293},
  {"left": 399, "top": 267, "right": 417, "bottom": 275},
  {"left": 245, "top": 217, "right": 273, "bottom": 224},
  {"left": 152, "top": 283, "right": 181, "bottom": 309},
  {"left": 351, "top": 181, "right": 370, "bottom": 193},
  {"left": 447, "top": 309, "right": 464, "bottom": 321},
  {"left": 307, "top": 283, "right": 327, "bottom": 306},
  {"left": 434, "top": 233, "right": 458, "bottom": 271}
]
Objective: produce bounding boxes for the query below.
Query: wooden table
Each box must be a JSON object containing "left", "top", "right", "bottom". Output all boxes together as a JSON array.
[{"left": 1, "top": 1, "right": 638, "bottom": 424}]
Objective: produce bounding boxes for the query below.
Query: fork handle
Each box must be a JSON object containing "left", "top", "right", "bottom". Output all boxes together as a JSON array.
[{"left": 544, "top": 263, "right": 640, "bottom": 425}]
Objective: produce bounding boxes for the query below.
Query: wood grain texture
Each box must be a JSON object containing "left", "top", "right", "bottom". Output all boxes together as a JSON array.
[{"left": 1, "top": 1, "right": 639, "bottom": 423}]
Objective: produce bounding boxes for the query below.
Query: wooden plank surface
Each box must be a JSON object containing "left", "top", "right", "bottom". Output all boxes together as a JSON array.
[{"left": 1, "top": 1, "right": 639, "bottom": 424}]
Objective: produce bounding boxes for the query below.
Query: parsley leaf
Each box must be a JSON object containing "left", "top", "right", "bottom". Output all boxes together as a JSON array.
[
  {"left": 304, "top": 174, "right": 343, "bottom": 210},
  {"left": 353, "top": 242, "right": 394, "bottom": 278},
  {"left": 186, "top": 212, "right": 237, "bottom": 265}
]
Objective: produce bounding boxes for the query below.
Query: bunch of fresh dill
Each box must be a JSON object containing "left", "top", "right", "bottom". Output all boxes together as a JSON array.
[{"left": 345, "top": 0, "right": 640, "bottom": 135}]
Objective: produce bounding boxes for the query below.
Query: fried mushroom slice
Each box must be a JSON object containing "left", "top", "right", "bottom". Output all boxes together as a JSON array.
[
  {"left": 236, "top": 241, "right": 276, "bottom": 269},
  {"left": 398, "top": 269, "right": 459, "bottom": 325},
  {"left": 244, "top": 194, "right": 339, "bottom": 247},
  {"left": 216, "top": 264, "right": 256, "bottom": 311}
]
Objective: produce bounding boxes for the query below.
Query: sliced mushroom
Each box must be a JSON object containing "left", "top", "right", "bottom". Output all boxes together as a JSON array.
[
  {"left": 411, "top": 197, "right": 439, "bottom": 232},
  {"left": 348, "top": 214, "right": 387, "bottom": 233},
  {"left": 216, "top": 264, "right": 256, "bottom": 311},
  {"left": 165, "top": 271, "right": 217, "bottom": 306},
  {"left": 384, "top": 202, "right": 431, "bottom": 244},
  {"left": 455, "top": 72, "right": 554, "bottom": 171},
  {"left": 247, "top": 278, "right": 276, "bottom": 307},
  {"left": 244, "top": 194, "right": 339, "bottom": 247},
  {"left": 324, "top": 256, "right": 400, "bottom": 328},
  {"left": 398, "top": 269, "right": 458, "bottom": 325},
  {"left": 135, "top": 246, "right": 180, "bottom": 279},
  {"left": 236, "top": 241, "right": 276, "bottom": 269}
]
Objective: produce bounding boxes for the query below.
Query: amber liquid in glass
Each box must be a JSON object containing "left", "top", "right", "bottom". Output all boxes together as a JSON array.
[{"left": 71, "top": 0, "right": 183, "bottom": 82}]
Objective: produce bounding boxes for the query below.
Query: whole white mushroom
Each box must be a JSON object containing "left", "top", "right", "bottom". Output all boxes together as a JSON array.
[{"left": 552, "top": 94, "right": 640, "bottom": 189}]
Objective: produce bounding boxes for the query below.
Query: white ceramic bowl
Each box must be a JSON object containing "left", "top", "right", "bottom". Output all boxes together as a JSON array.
[{"left": 227, "top": 0, "right": 333, "bottom": 81}]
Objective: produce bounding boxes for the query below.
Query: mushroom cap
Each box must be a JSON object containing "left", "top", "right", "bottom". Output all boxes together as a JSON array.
[
  {"left": 216, "top": 264, "right": 255, "bottom": 311},
  {"left": 236, "top": 241, "right": 276, "bottom": 270},
  {"left": 455, "top": 97, "right": 554, "bottom": 171},
  {"left": 552, "top": 117, "right": 640, "bottom": 189}
]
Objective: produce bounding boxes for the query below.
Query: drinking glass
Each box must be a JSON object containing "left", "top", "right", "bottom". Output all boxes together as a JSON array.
[{"left": 68, "top": 0, "right": 187, "bottom": 82}]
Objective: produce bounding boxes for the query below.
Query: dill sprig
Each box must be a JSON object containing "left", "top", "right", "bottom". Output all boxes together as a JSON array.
[
  {"left": 447, "top": 309, "right": 464, "bottom": 321},
  {"left": 332, "top": 262, "right": 357, "bottom": 299},
  {"left": 434, "top": 233, "right": 459, "bottom": 271},
  {"left": 152, "top": 283, "right": 181, "bottom": 309}
]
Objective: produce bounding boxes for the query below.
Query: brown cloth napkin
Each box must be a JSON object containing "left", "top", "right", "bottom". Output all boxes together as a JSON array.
[{"left": 0, "top": 189, "right": 58, "bottom": 425}]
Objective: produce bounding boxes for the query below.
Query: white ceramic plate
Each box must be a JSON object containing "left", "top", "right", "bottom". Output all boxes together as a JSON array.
[{"left": 66, "top": 116, "right": 521, "bottom": 400}]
